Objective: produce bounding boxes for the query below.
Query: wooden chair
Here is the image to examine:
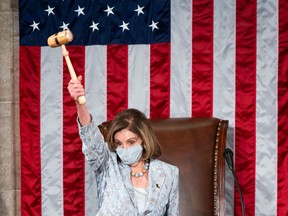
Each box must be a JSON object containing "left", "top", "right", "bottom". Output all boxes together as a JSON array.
[{"left": 98, "top": 117, "right": 228, "bottom": 216}]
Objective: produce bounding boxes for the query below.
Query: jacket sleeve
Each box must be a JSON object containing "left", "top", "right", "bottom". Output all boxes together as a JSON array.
[
  {"left": 166, "top": 166, "right": 180, "bottom": 216},
  {"left": 78, "top": 119, "right": 109, "bottom": 172}
]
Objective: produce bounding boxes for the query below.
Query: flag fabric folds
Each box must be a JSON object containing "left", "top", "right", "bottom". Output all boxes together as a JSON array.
[{"left": 19, "top": 0, "right": 288, "bottom": 215}]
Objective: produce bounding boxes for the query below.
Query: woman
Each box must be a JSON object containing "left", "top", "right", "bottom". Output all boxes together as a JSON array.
[{"left": 68, "top": 76, "right": 179, "bottom": 215}]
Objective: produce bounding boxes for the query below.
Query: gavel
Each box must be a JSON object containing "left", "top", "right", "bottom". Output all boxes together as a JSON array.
[{"left": 47, "top": 30, "right": 86, "bottom": 105}]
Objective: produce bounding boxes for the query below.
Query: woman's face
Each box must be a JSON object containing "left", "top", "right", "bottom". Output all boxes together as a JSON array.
[{"left": 114, "top": 128, "right": 142, "bottom": 148}]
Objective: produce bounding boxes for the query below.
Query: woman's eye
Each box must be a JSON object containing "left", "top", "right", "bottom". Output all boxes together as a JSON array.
[{"left": 129, "top": 141, "right": 135, "bottom": 145}]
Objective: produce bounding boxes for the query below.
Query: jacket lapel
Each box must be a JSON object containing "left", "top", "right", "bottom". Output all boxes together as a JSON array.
[
  {"left": 119, "top": 163, "right": 139, "bottom": 208},
  {"left": 145, "top": 160, "right": 166, "bottom": 212}
]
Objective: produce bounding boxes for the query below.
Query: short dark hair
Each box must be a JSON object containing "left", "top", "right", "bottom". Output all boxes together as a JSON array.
[{"left": 107, "top": 108, "right": 161, "bottom": 160}]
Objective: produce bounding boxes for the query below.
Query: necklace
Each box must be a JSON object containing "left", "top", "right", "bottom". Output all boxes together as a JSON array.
[{"left": 131, "top": 160, "right": 150, "bottom": 178}]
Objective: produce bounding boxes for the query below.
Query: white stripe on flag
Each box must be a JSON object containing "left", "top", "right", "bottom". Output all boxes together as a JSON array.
[
  {"left": 170, "top": 0, "right": 192, "bottom": 117},
  {"left": 85, "top": 45, "right": 107, "bottom": 123},
  {"left": 128, "top": 45, "right": 150, "bottom": 117},
  {"left": 255, "top": 0, "right": 278, "bottom": 215},
  {"left": 213, "top": 1, "right": 236, "bottom": 215},
  {"left": 85, "top": 45, "right": 107, "bottom": 215},
  {"left": 41, "top": 47, "right": 63, "bottom": 216}
]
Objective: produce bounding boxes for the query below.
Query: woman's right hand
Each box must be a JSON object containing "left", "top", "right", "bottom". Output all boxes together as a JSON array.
[
  {"left": 67, "top": 75, "right": 91, "bottom": 126},
  {"left": 67, "top": 75, "right": 85, "bottom": 102}
]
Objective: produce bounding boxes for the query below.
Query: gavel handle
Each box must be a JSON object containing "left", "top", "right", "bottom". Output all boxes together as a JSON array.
[{"left": 61, "top": 45, "right": 86, "bottom": 105}]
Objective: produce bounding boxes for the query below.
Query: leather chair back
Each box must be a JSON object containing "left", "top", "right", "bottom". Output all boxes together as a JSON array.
[{"left": 98, "top": 117, "right": 228, "bottom": 216}]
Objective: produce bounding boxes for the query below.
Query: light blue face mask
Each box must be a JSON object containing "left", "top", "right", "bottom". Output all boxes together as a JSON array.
[{"left": 116, "top": 144, "right": 143, "bottom": 165}]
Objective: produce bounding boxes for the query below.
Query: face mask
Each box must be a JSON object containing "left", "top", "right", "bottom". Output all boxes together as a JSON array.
[{"left": 116, "top": 144, "right": 143, "bottom": 165}]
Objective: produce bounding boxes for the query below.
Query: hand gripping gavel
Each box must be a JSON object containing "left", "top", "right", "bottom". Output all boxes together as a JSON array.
[{"left": 47, "top": 30, "right": 86, "bottom": 104}]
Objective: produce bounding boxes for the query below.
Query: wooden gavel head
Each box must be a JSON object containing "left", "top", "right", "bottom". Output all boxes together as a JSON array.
[{"left": 47, "top": 30, "right": 73, "bottom": 47}]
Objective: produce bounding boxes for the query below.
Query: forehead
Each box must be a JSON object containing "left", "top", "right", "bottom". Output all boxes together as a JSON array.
[{"left": 114, "top": 128, "right": 138, "bottom": 140}]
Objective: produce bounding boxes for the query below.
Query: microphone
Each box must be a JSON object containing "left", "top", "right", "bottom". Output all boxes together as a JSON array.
[
  {"left": 224, "top": 148, "right": 246, "bottom": 216},
  {"left": 224, "top": 148, "right": 234, "bottom": 170}
]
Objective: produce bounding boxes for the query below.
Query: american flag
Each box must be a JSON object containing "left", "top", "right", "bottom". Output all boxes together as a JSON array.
[{"left": 19, "top": 0, "right": 288, "bottom": 215}]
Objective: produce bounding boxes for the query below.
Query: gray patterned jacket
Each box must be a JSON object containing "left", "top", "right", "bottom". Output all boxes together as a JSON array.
[{"left": 79, "top": 120, "right": 179, "bottom": 216}]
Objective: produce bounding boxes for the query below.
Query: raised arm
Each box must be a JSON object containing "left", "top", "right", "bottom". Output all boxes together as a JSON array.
[
  {"left": 67, "top": 75, "right": 91, "bottom": 126},
  {"left": 67, "top": 75, "right": 109, "bottom": 171}
]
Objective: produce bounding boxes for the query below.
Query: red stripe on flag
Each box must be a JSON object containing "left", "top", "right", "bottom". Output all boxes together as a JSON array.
[
  {"left": 20, "top": 46, "right": 42, "bottom": 216},
  {"left": 235, "top": 1, "right": 257, "bottom": 215},
  {"left": 63, "top": 46, "right": 85, "bottom": 216},
  {"left": 107, "top": 45, "right": 128, "bottom": 120},
  {"left": 278, "top": 1, "right": 288, "bottom": 214},
  {"left": 150, "top": 43, "right": 170, "bottom": 119},
  {"left": 192, "top": 0, "right": 214, "bottom": 117}
]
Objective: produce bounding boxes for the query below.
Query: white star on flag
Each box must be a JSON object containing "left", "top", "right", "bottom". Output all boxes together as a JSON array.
[
  {"left": 90, "top": 21, "right": 99, "bottom": 32},
  {"left": 149, "top": 20, "right": 159, "bottom": 31},
  {"left": 119, "top": 21, "right": 129, "bottom": 32},
  {"left": 134, "top": 5, "right": 144, "bottom": 16},
  {"left": 30, "top": 20, "right": 40, "bottom": 31},
  {"left": 45, "top": 5, "right": 55, "bottom": 16},
  {"left": 74, "top": 5, "right": 85, "bottom": 16},
  {"left": 59, "top": 22, "right": 69, "bottom": 31},
  {"left": 104, "top": 5, "right": 114, "bottom": 16}
]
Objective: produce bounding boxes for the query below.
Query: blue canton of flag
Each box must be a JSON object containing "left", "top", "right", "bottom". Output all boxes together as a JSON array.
[{"left": 19, "top": 0, "right": 170, "bottom": 46}]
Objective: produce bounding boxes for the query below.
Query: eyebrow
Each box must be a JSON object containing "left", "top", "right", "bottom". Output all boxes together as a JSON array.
[{"left": 114, "top": 136, "right": 138, "bottom": 142}]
